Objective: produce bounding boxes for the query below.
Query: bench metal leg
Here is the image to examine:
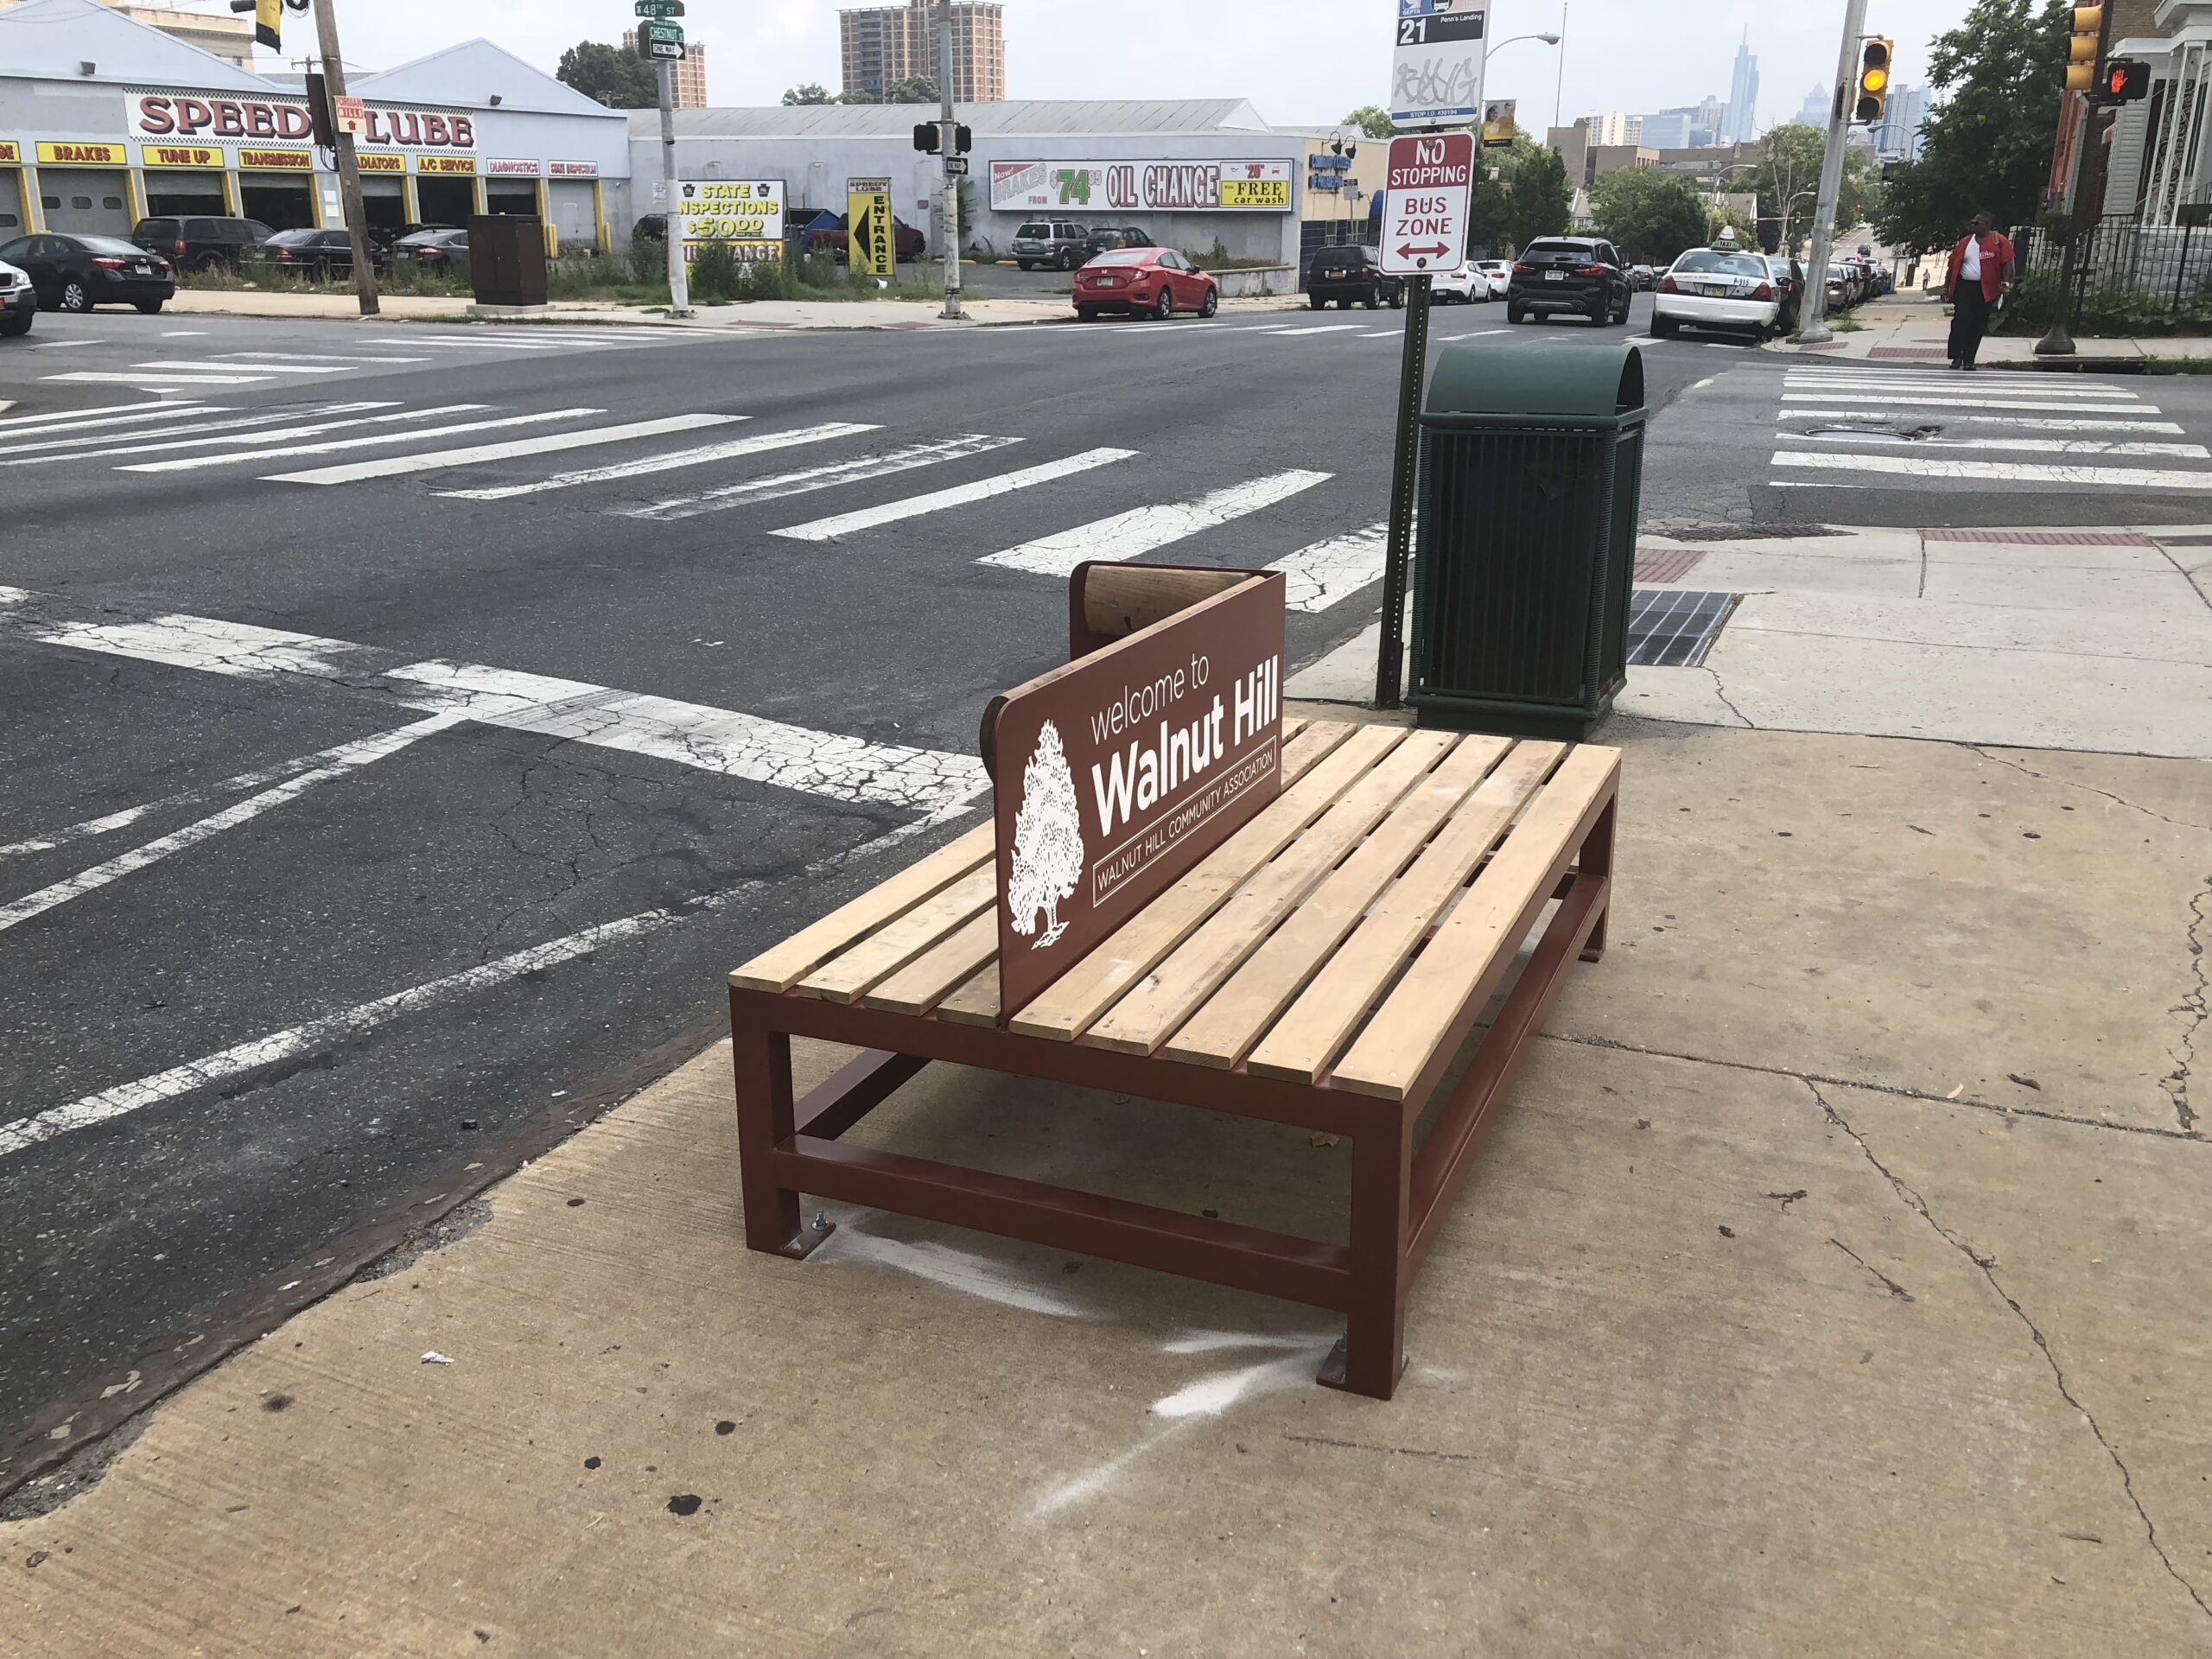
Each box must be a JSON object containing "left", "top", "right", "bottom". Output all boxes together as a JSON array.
[
  {"left": 1578, "top": 796, "right": 1617, "bottom": 963},
  {"left": 1320, "top": 1109, "right": 1413, "bottom": 1400},
  {"left": 731, "top": 1010, "right": 834, "bottom": 1260}
]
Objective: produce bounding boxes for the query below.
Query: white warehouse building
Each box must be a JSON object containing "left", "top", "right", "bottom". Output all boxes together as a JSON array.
[{"left": 622, "top": 99, "right": 1307, "bottom": 267}]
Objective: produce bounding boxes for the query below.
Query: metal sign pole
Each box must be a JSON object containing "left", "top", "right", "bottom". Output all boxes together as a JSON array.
[
  {"left": 308, "top": 0, "right": 377, "bottom": 317},
  {"left": 938, "top": 0, "right": 962, "bottom": 319},
  {"left": 1796, "top": 0, "right": 1868, "bottom": 346},
  {"left": 1376, "top": 272, "right": 1430, "bottom": 709},
  {"left": 658, "top": 58, "right": 691, "bottom": 318}
]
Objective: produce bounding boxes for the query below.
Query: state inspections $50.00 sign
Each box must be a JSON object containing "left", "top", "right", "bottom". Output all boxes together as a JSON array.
[{"left": 674, "top": 179, "right": 785, "bottom": 264}]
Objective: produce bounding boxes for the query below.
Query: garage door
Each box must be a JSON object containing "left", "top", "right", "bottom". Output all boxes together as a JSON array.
[
  {"left": 143, "top": 172, "right": 226, "bottom": 217},
  {"left": 40, "top": 168, "right": 131, "bottom": 235},
  {"left": 0, "top": 168, "right": 23, "bottom": 236},
  {"left": 549, "top": 179, "right": 595, "bottom": 251}
]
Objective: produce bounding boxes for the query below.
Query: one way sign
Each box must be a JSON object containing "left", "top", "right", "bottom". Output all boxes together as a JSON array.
[{"left": 1378, "top": 131, "right": 1473, "bottom": 276}]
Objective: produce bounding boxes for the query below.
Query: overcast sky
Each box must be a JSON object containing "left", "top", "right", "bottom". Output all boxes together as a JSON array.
[{"left": 224, "top": 0, "right": 1981, "bottom": 132}]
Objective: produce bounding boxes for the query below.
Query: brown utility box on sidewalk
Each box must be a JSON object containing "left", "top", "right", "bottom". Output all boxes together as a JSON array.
[{"left": 467, "top": 215, "right": 547, "bottom": 308}]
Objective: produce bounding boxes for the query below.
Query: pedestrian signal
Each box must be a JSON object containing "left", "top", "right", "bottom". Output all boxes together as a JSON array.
[
  {"left": 1855, "top": 39, "right": 1892, "bottom": 125},
  {"left": 913, "top": 124, "right": 939, "bottom": 154},
  {"left": 2067, "top": 5, "right": 2106, "bottom": 93},
  {"left": 2104, "top": 59, "right": 2151, "bottom": 103}
]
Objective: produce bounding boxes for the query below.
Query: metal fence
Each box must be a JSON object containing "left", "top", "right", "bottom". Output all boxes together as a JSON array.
[{"left": 2015, "top": 212, "right": 2212, "bottom": 315}]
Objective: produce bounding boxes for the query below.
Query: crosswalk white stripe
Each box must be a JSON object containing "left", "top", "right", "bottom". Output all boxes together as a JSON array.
[
  {"left": 207, "top": 352, "right": 431, "bottom": 365},
  {"left": 976, "top": 468, "right": 1332, "bottom": 578},
  {"left": 0, "top": 402, "right": 220, "bottom": 437},
  {"left": 1777, "top": 409, "right": 2185, "bottom": 432},
  {"left": 1779, "top": 393, "right": 2156, "bottom": 414},
  {"left": 1770, "top": 450, "right": 2212, "bottom": 488},
  {"left": 623, "top": 434, "right": 1022, "bottom": 522},
  {"left": 1783, "top": 377, "right": 2136, "bottom": 396},
  {"left": 1778, "top": 432, "right": 2209, "bottom": 457},
  {"left": 0, "top": 402, "right": 402, "bottom": 464},
  {"left": 121, "top": 408, "right": 604, "bottom": 473},
  {"left": 1439, "top": 328, "right": 1511, "bottom": 340},
  {"left": 1262, "top": 324, "right": 1369, "bottom": 335},
  {"left": 435, "top": 420, "right": 873, "bottom": 500},
  {"left": 131, "top": 359, "right": 353, "bottom": 375},
  {"left": 44, "top": 371, "right": 271, "bottom": 386},
  {"left": 264, "top": 413, "right": 738, "bottom": 486},
  {"left": 1268, "top": 521, "right": 1385, "bottom": 612},
  {"left": 772, "top": 447, "right": 1136, "bottom": 541},
  {"left": 376, "top": 334, "right": 624, "bottom": 353},
  {"left": 18, "top": 404, "right": 478, "bottom": 467},
  {"left": 0, "top": 715, "right": 459, "bottom": 937}
]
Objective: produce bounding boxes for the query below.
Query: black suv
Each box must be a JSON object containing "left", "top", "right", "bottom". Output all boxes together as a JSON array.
[
  {"left": 1506, "top": 236, "right": 1632, "bottom": 326},
  {"left": 130, "top": 214, "right": 276, "bottom": 272},
  {"left": 1306, "top": 245, "right": 1403, "bottom": 310}
]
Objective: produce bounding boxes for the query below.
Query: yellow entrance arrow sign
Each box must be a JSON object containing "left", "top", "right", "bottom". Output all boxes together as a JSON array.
[{"left": 847, "top": 179, "right": 894, "bottom": 281}]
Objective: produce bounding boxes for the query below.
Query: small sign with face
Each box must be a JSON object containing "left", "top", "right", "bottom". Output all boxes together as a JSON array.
[{"left": 987, "top": 572, "right": 1286, "bottom": 1017}]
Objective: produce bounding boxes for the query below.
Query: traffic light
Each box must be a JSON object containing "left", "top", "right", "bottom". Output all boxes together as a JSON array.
[
  {"left": 2067, "top": 5, "right": 2106, "bottom": 94},
  {"left": 955, "top": 124, "right": 973, "bottom": 154},
  {"left": 1854, "top": 38, "right": 1892, "bottom": 125},
  {"left": 2104, "top": 59, "right": 2152, "bottom": 103},
  {"left": 913, "top": 123, "right": 939, "bottom": 154},
  {"left": 227, "top": 0, "right": 280, "bottom": 53}
]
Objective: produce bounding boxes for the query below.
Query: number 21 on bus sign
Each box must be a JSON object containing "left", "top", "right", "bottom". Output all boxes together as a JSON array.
[{"left": 1391, "top": 0, "right": 1487, "bottom": 131}]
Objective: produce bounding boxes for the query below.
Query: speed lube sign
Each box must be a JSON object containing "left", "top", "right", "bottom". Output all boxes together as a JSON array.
[{"left": 1379, "top": 131, "right": 1474, "bottom": 276}]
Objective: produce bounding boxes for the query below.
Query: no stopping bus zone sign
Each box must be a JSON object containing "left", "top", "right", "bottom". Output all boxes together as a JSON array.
[{"left": 1379, "top": 131, "right": 1473, "bottom": 276}]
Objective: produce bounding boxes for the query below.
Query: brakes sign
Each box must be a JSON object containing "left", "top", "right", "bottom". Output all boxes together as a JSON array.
[{"left": 1379, "top": 131, "right": 1473, "bottom": 276}]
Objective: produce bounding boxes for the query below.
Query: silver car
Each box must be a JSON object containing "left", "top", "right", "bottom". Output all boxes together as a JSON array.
[{"left": 1012, "top": 219, "right": 1090, "bottom": 271}]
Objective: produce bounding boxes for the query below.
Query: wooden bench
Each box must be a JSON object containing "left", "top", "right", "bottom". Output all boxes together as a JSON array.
[{"left": 728, "top": 714, "right": 1619, "bottom": 1399}]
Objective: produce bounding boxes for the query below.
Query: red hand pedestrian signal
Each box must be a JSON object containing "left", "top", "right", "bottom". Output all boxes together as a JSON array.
[{"left": 2104, "top": 59, "right": 2151, "bottom": 103}]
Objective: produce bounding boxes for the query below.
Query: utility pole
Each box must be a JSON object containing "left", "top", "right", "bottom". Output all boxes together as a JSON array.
[
  {"left": 2038, "top": 5, "right": 2114, "bottom": 357},
  {"left": 308, "top": 0, "right": 376, "bottom": 317},
  {"left": 658, "top": 58, "right": 692, "bottom": 318},
  {"left": 937, "top": 0, "right": 962, "bottom": 319},
  {"left": 1795, "top": 0, "right": 1868, "bottom": 346}
]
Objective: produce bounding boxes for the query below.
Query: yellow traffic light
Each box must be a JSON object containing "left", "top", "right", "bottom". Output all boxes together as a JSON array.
[
  {"left": 2068, "top": 5, "right": 2105, "bottom": 92},
  {"left": 1856, "top": 39, "right": 1893, "bottom": 125}
]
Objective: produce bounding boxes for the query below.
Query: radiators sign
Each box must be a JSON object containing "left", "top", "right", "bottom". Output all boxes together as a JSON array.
[
  {"left": 674, "top": 179, "right": 785, "bottom": 264},
  {"left": 990, "top": 159, "right": 1292, "bottom": 213}
]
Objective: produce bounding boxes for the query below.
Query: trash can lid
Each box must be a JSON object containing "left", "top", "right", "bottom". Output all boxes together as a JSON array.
[{"left": 1424, "top": 336, "right": 1644, "bottom": 423}]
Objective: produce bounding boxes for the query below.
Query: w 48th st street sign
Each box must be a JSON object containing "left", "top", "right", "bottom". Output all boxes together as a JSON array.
[
  {"left": 1378, "top": 131, "right": 1472, "bottom": 275},
  {"left": 634, "top": 0, "right": 684, "bottom": 15}
]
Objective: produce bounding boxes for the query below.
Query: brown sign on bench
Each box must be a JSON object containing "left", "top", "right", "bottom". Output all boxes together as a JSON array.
[{"left": 984, "top": 565, "right": 1285, "bottom": 1014}]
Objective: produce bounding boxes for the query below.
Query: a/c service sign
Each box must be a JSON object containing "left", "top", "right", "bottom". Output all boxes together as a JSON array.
[{"left": 1379, "top": 131, "right": 1473, "bottom": 276}]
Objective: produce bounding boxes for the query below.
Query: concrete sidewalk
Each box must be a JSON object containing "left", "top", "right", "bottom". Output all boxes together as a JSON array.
[
  {"left": 1766, "top": 294, "right": 2212, "bottom": 367},
  {"left": 161, "top": 288, "right": 1300, "bottom": 330}
]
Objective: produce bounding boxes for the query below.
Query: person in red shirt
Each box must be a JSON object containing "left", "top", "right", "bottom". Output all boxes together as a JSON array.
[{"left": 1946, "top": 211, "right": 2015, "bottom": 371}]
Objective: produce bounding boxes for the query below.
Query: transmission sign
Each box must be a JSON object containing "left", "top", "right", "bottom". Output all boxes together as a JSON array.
[
  {"left": 1378, "top": 131, "right": 1473, "bottom": 275},
  {"left": 1391, "top": 0, "right": 1488, "bottom": 131}
]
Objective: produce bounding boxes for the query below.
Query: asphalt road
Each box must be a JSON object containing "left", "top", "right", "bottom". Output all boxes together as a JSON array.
[{"left": 3, "top": 291, "right": 2209, "bottom": 1459}]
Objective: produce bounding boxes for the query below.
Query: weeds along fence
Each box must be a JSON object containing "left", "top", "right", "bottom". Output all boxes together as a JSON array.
[{"left": 2010, "top": 213, "right": 2212, "bottom": 334}]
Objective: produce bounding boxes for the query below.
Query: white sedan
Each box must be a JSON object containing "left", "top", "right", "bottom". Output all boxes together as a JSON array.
[
  {"left": 1651, "top": 248, "right": 1783, "bottom": 341},
  {"left": 1430, "top": 261, "right": 1491, "bottom": 303},
  {"left": 1476, "top": 259, "right": 1511, "bottom": 297}
]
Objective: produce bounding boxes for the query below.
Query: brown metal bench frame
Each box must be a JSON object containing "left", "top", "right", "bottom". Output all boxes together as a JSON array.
[{"left": 728, "top": 785, "right": 1614, "bottom": 1401}]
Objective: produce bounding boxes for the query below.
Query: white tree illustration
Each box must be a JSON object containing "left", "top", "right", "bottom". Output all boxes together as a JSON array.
[{"left": 1007, "top": 720, "right": 1084, "bottom": 948}]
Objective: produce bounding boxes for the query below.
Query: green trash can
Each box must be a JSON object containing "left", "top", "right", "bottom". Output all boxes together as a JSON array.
[{"left": 1408, "top": 338, "right": 1646, "bottom": 740}]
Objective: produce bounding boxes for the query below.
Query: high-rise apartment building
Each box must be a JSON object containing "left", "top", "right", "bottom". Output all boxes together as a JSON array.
[
  {"left": 839, "top": 0, "right": 1005, "bottom": 104},
  {"left": 1796, "top": 84, "right": 1831, "bottom": 130},
  {"left": 1880, "top": 84, "right": 1930, "bottom": 157},
  {"left": 1723, "top": 32, "right": 1759, "bottom": 144},
  {"left": 622, "top": 31, "right": 709, "bottom": 106},
  {"left": 1580, "top": 111, "right": 1642, "bottom": 148}
]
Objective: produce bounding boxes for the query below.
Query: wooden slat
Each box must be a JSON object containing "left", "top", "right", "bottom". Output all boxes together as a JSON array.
[
  {"left": 796, "top": 865, "right": 996, "bottom": 1004},
  {"left": 1243, "top": 740, "right": 1568, "bottom": 1084},
  {"left": 729, "top": 822, "right": 995, "bottom": 992},
  {"left": 1281, "top": 715, "right": 1308, "bottom": 742},
  {"left": 1331, "top": 745, "right": 1622, "bottom": 1101},
  {"left": 863, "top": 908, "right": 999, "bottom": 1015},
  {"left": 1161, "top": 734, "right": 1512, "bottom": 1069},
  {"left": 1085, "top": 730, "right": 1462, "bottom": 1055},
  {"left": 936, "top": 963, "right": 1001, "bottom": 1027},
  {"left": 1008, "top": 722, "right": 1408, "bottom": 1042}
]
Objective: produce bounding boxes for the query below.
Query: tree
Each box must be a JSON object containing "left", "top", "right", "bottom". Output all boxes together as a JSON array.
[
  {"left": 1590, "top": 166, "right": 1712, "bottom": 264},
  {"left": 1508, "top": 145, "right": 1573, "bottom": 252},
  {"left": 1343, "top": 105, "right": 1394, "bottom": 140},
  {"left": 1007, "top": 722, "right": 1083, "bottom": 949},
  {"left": 888, "top": 75, "right": 939, "bottom": 104},
  {"left": 1708, "top": 200, "right": 1760, "bottom": 249},
  {"left": 1752, "top": 123, "right": 1879, "bottom": 255},
  {"left": 555, "top": 41, "right": 658, "bottom": 111},
  {"left": 1874, "top": 0, "right": 2069, "bottom": 251},
  {"left": 783, "top": 83, "right": 835, "bottom": 106}
]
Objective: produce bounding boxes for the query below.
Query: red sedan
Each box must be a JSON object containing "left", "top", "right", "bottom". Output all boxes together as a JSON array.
[{"left": 1072, "top": 247, "right": 1219, "bottom": 321}]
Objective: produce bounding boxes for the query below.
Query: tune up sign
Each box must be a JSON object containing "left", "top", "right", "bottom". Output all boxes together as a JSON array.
[{"left": 1379, "top": 130, "right": 1474, "bottom": 276}]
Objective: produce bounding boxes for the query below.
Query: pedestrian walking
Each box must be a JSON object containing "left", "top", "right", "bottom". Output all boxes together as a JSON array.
[{"left": 1946, "top": 211, "right": 2014, "bottom": 370}]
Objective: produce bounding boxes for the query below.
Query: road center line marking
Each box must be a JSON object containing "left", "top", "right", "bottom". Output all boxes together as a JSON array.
[
  {"left": 0, "top": 715, "right": 459, "bottom": 937},
  {"left": 435, "top": 421, "right": 874, "bottom": 500}
]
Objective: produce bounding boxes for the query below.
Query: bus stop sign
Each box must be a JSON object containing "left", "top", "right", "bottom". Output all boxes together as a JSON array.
[{"left": 1379, "top": 131, "right": 1473, "bottom": 275}]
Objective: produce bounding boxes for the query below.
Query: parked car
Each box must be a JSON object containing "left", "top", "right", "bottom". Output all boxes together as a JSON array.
[
  {"left": 1071, "top": 245, "right": 1219, "bottom": 320},
  {"left": 1475, "top": 258, "right": 1513, "bottom": 298},
  {"left": 1652, "top": 246, "right": 1783, "bottom": 340},
  {"left": 1306, "top": 244, "right": 1403, "bottom": 309},
  {"left": 257, "top": 227, "right": 388, "bottom": 280},
  {"left": 394, "top": 227, "right": 468, "bottom": 270},
  {"left": 1506, "top": 236, "right": 1632, "bottom": 325},
  {"left": 1430, "top": 260, "right": 1490, "bottom": 304},
  {"left": 369, "top": 221, "right": 460, "bottom": 253},
  {"left": 1826, "top": 261, "right": 1859, "bottom": 311},
  {"left": 1084, "top": 224, "right": 1154, "bottom": 259},
  {"left": 130, "top": 214, "right": 276, "bottom": 272},
  {"left": 1764, "top": 254, "right": 1805, "bottom": 332},
  {"left": 1013, "top": 219, "right": 1092, "bottom": 270},
  {"left": 807, "top": 213, "right": 927, "bottom": 263},
  {"left": 0, "top": 232, "right": 174, "bottom": 314},
  {"left": 0, "top": 256, "right": 35, "bottom": 336},
  {"left": 632, "top": 213, "right": 667, "bottom": 243},
  {"left": 1627, "top": 264, "right": 1657, "bottom": 291}
]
